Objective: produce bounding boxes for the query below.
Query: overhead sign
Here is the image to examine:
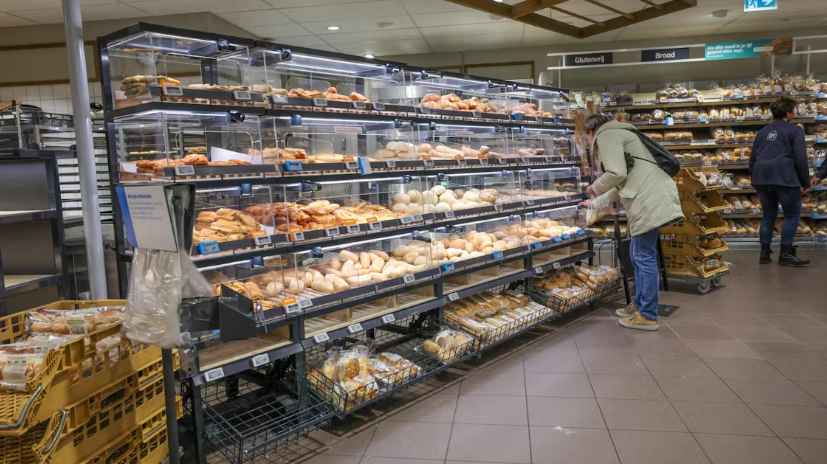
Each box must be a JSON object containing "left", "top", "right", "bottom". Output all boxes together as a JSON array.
[
  {"left": 641, "top": 48, "right": 690, "bottom": 62},
  {"left": 744, "top": 0, "right": 776, "bottom": 12},
  {"left": 705, "top": 38, "right": 791, "bottom": 60},
  {"left": 116, "top": 185, "right": 178, "bottom": 251},
  {"left": 565, "top": 52, "right": 613, "bottom": 67}
]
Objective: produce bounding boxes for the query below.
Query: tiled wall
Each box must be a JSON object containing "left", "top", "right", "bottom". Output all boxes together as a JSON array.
[{"left": 0, "top": 77, "right": 201, "bottom": 114}]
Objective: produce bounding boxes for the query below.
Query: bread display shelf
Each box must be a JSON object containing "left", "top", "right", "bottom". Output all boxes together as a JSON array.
[
  {"left": 722, "top": 212, "right": 813, "bottom": 219},
  {"left": 681, "top": 191, "right": 730, "bottom": 214},
  {"left": 632, "top": 118, "right": 816, "bottom": 130},
  {"left": 662, "top": 211, "right": 729, "bottom": 236},
  {"left": 660, "top": 235, "right": 730, "bottom": 258}
]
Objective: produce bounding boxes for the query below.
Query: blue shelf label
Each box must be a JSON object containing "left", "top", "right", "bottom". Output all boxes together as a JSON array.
[
  {"left": 815, "top": 138, "right": 827, "bottom": 144},
  {"left": 552, "top": 236, "right": 563, "bottom": 243},
  {"left": 575, "top": 230, "right": 585, "bottom": 235},
  {"left": 198, "top": 241, "right": 220, "bottom": 254},
  {"left": 441, "top": 262, "right": 455, "bottom": 272},
  {"left": 285, "top": 160, "right": 303, "bottom": 171},
  {"left": 561, "top": 233, "right": 571, "bottom": 240},
  {"left": 531, "top": 242, "right": 543, "bottom": 249},
  {"left": 492, "top": 251, "right": 504, "bottom": 260}
]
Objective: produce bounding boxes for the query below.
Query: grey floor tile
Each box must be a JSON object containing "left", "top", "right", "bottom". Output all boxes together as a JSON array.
[
  {"left": 387, "top": 394, "right": 458, "bottom": 423},
  {"left": 672, "top": 325, "right": 736, "bottom": 340},
  {"left": 641, "top": 355, "right": 717, "bottom": 377},
  {"left": 727, "top": 326, "right": 798, "bottom": 342},
  {"left": 523, "top": 353, "right": 586, "bottom": 374},
  {"left": 795, "top": 381, "right": 827, "bottom": 406},
  {"left": 762, "top": 353, "right": 827, "bottom": 381},
  {"left": 750, "top": 404, "right": 827, "bottom": 439},
  {"left": 580, "top": 352, "right": 650, "bottom": 375},
  {"left": 714, "top": 314, "right": 775, "bottom": 329},
  {"left": 525, "top": 373, "right": 594, "bottom": 398},
  {"left": 759, "top": 315, "right": 826, "bottom": 329},
  {"left": 530, "top": 426, "right": 620, "bottom": 464},
  {"left": 363, "top": 459, "right": 443, "bottom": 464},
  {"left": 655, "top": 376, "right": 743, "bottom": 403},
  {"left": 705, "top": 358, "right": 786, "bottom": 379},
  {"left": 365, "top": 422, "right": 452, "bottom": 460},
  {"left": 781, "top": 438, "right": 827, "bottom": 464},
  {"left": 685, "top": 339, "right": 760, "bottom": 359},
  {"left": 694, "top": 434, "right": 803, "bottom": 464},
  {"left": 723, "top": 378, "right": 822, "bottom": 406},
  {"left": 305, "top": 456, "right": 363, "bottom": 464},
  {"left": 454, "top": 394, "right": 528, "bottom": 425},
  {"left": 598, "top": 398, "right": 687, "bottom": 432},
  {"left": 671, "top": 401, "right": 773, "bottom": 436},
  {"left": 610, "top": 430, "right": 711, "bottom": 464},
  {"left": 461, "top": 369, "right": 526, "bottom": 396},
  {"left": 446, "top": 424, "right": 531, "bottom": 463},
  {"left": 527, "top": 397, "right": 606, "bottom": 429},
  {"left": 779, "top": 327, "right": 827, "bottom": 344},
  {"left": 324, "top": 426, "right": 377, "bottom": 456},
  {"left": 589, "top": 374, "right": 667, "bottom": 400}
]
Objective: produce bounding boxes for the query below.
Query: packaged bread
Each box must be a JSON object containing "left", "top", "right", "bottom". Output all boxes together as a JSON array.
[
  {"left": 642, "top": 131, "right": 663, "bottom": 143},
  {"left": 664, "top": 131, "right": 693, "bottom": 142},
  {"left": 28, "top": 306, "right": 125, "bottom": 335},
  {"left": 420, "top": 328, "right": 474, "bottom": 362},
  {"left": 372, "top": 353, "right": 419, "bottom": 384},
  {"left": 0, "top": 339, "right": 62, "bottom": 392}
]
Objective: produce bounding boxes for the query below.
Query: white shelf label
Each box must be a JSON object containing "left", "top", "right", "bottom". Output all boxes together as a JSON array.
[
  {"left": 368, "top": 221, "right": 382, "bottom": 230},
  {"left": 723, "top": 209, "right": 733, "bottom": 214},
  {"left": 400, "top": 216, "right": 414, "bottom": 224},
  {"left": 346, "top": 224, "right": 360, "bottom": 233},
  {"left": 534, "top": 267, "right": 544, "bottom": 275},
  {"left": 162, "top": 86, "right": 183, "bottom": 96},
  {"left": 443, "top": 211, "right": 455, "bottom": 219},
  {"left": 493, "top": 204, "right": 503, "bottom": 212},
  {"left": 251, "top": 354, "right": 270, "bottom": 367},
  {"left": 498, "top": 158, "right": 507, "bottom": 165},
  {"left": 423, "top": 160, "right": 435, "bottom": 167},
  {"left": 233, "top": 90, "right": 252, "bottom": 100},
  {"left": 347, "top": 323, "right": 364, "bottom": 334},
  {"left": 752, "top": 209, "right": 761, "bottom": 214},
  {"left": 447, "top": 292, "right": 459, "bottom": 301},
  {"left": 456, "top": 159, "right": 467, "bottom": 166},
  {"left": 412, "top": 214, "right": 424, "bottom": 221},
  {"left": 480, "top": 158, "right": 489, "bottom": 165},
  {"left": 299, "top": 299, "right": 314, "bottom": 309},
  {"left": 524, "top": 199, "right": 535, "bottom": 206},
  {"left": 204, "top": 368, "right": 225, "bottom": 382},
  {"left": 334, "top": 126, "right": 363, "bottom": 134},
  {"left": 552, "top": 262, "right": 561, "bottom": 269},
  {"left": 381, "top": 314, "right": 396, "bottom": 324},
  {"left": 174, "top": 165, "right": 195, "bottom": 176},
  {"left": 285, "top": 303, "right": 302, "bottom": 314},
  {"left": 402, "top": 274, "right": 415, "bottom": 284},
  {"left": 313, "top": 333, "right": 330, "bottom": 344},
  {"left": 385, "top": 160, "right": 396, "bottom": 168},
  {"left": 312, "top": 97, "right": 328, "bottom": 107},
  {"left": 253, "top": 235, "right": 272, "bottom": 246},
  {"left": 326, "top": 227, "right": 341, "bottom": 237},
  {"left": 344, "top": 161, "right": 358, "bottom": 170},
  {"left": 292, "top": 231, "right": 305, "bottom": 242}
]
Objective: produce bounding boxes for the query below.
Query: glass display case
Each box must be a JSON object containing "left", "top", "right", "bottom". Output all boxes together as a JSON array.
[
  {"left": 523, "top": 205, "right": 586, "bottom": 249},
  {"left": 285, "top": 233, "right": 437, "bottom": 310},
  {"left": 503, "top": 84, "right": 571, "bottom": 124},
  {"left": 414, "top": 123, "right": 510, "bottom": 168},
  {"left": 408, "top": 71, "right": 511, "bottom": 122},
  {"left": 281, "top": 176, "right": 427, "bottom": 241},
  {"left": 102, "top": 29, "right": 254, "bottom": 109},
  {"left": 250, "top": 46, "right": 409, "bottom": 115},
  {"left": 520, "top": 167, "right": 582, "bottom": 206},
  {"left": 202, "top": 256, "right": 288, "bottom": 317},
  {"left": 511, "top": 128, "right": 575, "bottom": 163},
  {"left": 111, "top": 111, "right": 267, "bottom": 180},
  {"left": 419, "top": 171, "right": 520, "bottom": 219},
  {"left": 427, "top": 216, "right": 523, "bottom": 271}
]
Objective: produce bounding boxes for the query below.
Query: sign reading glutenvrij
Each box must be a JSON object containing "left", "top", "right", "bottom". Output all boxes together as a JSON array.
[{"left": 565, "top": 52, "right": 613, "bottom": 67}]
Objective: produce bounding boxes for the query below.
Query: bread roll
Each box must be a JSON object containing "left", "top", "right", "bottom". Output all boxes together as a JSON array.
[
  {"left": 360, "top": 252, "right": 371, "bottom": 269},
  {"left": 332, "top": 277, "right": 351, "bottom": 291},
  {"left": 340, "top": 250, "right": 359, "bottom": 263},
  {"left": 369, "top": 250, "right": 389, "bottom": 261},
  {"left": 311, "top": 280, "right": 335, "bottom": 293}
]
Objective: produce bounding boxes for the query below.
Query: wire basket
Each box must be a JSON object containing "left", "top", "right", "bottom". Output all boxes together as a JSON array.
[
  {"left": 532, "top": 278, "right": 621, "bottom": 313},
  {"left": 445, "top": 305, "right": 556, "bottom": 351},
  {"left": 203, "top": 372, "right": 334, "bottom": 464}
]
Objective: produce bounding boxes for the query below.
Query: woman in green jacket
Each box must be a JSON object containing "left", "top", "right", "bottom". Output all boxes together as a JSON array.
[{"left": 585, "top": 115, "right": 683, "bottom": 330}]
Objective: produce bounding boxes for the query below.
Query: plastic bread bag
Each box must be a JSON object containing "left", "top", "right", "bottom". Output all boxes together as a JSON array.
[
  {"left": 0, "top": 339, "right": 62, "bottom": 392},
  {"left": 419, "top": 328, "right": 474, "bottom": 362},
  {"left": 372, "top": 352, "right": 420, "bottom": 384},
  {"left": 27, "top": 306, "right": 124, "bottom": 336},
  {"left": 336, "top": 345, "right": 373, "bottom": 383},
  {"left": 125, "top": 248, "right": 213, "bottom": 349},
  {"left": 586, "top": 189, "right": 616, "bottom": 226}
]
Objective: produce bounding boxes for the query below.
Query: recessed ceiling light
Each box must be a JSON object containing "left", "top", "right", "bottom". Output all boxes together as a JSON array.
[
  {"left": 493, "top": 0, "right": 504, "bottom": 2},
  {"left": 327, "top": 25, "right": 340, "bottom": 31},
  {"left": 364, "top": 54, "right": 375, "bottom": 59}
]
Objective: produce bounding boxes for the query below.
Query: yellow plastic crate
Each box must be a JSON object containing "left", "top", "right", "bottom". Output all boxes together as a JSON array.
[
  {"left": 680, "top": 191, "right": 729, "bottom": 214},
  {"left": 674, "top": 167, "right": 725, "bottom": 194},
  {"left": 661, "top": 213, "right": 729, "bottom": 236},
  {"left": 0, "top": 410, "right": 65, "bottom": 464},
  {"left": 663, "top": 253, "right": 730, "bottom": 279},
  {"left": 660, "top": 234, "right": 730, "bottom": 258}
]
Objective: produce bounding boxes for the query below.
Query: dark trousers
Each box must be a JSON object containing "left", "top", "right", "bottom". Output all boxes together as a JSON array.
[{"left": 754, "top": 185, "right": 802, "bottom": 246}]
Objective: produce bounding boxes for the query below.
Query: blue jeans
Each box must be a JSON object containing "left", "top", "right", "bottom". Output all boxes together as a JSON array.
[
  {"left": 631, "top": 228, "right": 660, "bottom": 321},
  {"left": 754, "top": 185, "right": 801, "bottom": 246}
]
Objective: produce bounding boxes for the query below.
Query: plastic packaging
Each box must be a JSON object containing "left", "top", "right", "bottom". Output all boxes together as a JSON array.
[
  {"left": 27, "top": 306, "right": 124, "bottom": 335},
  {"left": 124, "top": 248, "right": 213, "bottom": 348},
  {"left": 419, "top": 328, "right": 474, "bottom": 362},
  {"left": 587, "top": 189, "right": 617, "bottom": 225},
  {"left": 0, "top": 339, "right": 62, "bottom": 392}
]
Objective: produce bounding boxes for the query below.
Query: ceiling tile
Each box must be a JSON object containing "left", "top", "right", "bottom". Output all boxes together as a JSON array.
[
  {"left": 275, "top": 35, "right": 332, "bottom": 47},
  {"left": 418, "top": 21, "right": 523, "bottom": 39},
  {"left": 615, "top": 23, "right": 721, "bottom": 40},
  {"left": 305, "top": 15, "right": 415, "bottom": 35},
  {"left": 336, "top": 38, "right": 430, "bottom": 56},
  {"left": 0, "top": 11, "right": 35, "bottom": 25},
  {"left": 411, "top": 9, "right": 501, "bottom": 27},
  {"left": 399, "top": 0, "right": 467, "bottom": 13},
  {"left": 0, "top": 0, "right": 114, "bottom": 12},
  {"left": 222, "top": 9, "right": 294, "bottom": 27},
  {"left": 13, "top": 3, "right": 148, "bottom": 23},
  {"left": 127, "top": 0, "right": 270, "bottom": 15},
  {"left": 245, "top": 23, "right": 312, "bottom": 39},
  {"left": 717, "top": 17, "right": 827, "bottom": 32},
  {"left": 431, "top": 34, "right": 523, "bottom": 52},
  {"left": 265, "top": 0, "right": 380, "bottom": 7},
  {"left": 280, "top": 0, "right": 404, "bottom": 23},
  {"left": 324, "top": 28, "right": 422, "bottom": 44}
]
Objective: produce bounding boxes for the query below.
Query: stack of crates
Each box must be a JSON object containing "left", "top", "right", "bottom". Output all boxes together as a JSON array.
[
  {"left": 0, "top": 300, "right": 181, "bottom": 464},
  {"left": 661, "top": 168, "right": 731, "bottom": 279}
]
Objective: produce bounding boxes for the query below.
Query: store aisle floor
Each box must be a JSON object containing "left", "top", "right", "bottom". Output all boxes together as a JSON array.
[{"left": 308, "top": 250, "right": 827, "bottom": 464}]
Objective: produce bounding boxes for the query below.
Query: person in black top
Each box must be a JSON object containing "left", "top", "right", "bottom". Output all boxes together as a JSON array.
[{"left": 749, "top": 97, "right": 810, "bottom": 266}]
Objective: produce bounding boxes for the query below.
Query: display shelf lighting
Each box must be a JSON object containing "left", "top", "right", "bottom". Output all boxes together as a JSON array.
[
  {"left": 365, "top": 54, "right": 375, "bottom": 59},
  {"left": 327, "top": 26, "right": 340, "bottom": 31}
]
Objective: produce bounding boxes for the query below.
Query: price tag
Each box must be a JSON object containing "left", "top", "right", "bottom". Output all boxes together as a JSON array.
[
  {"left": 552, "top": 262, "right": 561, "bottom": 269},
  {"left": 347, "top": 323, "right": 363, "bottom": 334},
  {"left": 659, "top": 96, "right": 668, "bottom": 102},
  {"left": 402, "top": 274, "right": 415, "bottom": 284},
  {"left": 419, "top": 106, "right": 431, "bottom": 114},
  {"left": 271, "top": 94, "right": 288, "bottom": 104},
  {"left": 381, "top": 314, "right": 396, "bottom": 324},
  {"left": 442, "top": 262, "right": 455, "bottom": 272},
  {"left": 313, "top": 333, "right": 330, "bottom": 344},
  {"left": 368, "top": 220, "right": 382, "bottom": 231},
  {"left": 517, "top": 157, "right": 526, "bottom": 164},
  {"left": 252, "top": 231, "right": 272, "bottom": 246},
  {"left": 385, "top": 160, "right": 396, "bottom": 168},
  {"left": 752, "top": 208, "right": 761, "bottom": 214},
  {"left": 456, "top": 159, "right": 467, "bottom": 166},
  {"left": 534, "top": 267, "right": 544, "bottom": 275},
  {"left": 665, "top": 117, "right": 674, "bottom": 126},
  {"left": 423, "top": 159, "right": 434, "bottom": 167},
  {"left": 326, "top": 227, "right": 341, "bottom": 237},
  {"left": 299, "top": 299, "right": 314, "bottom": 309},
  {"left": 412, "top": 214, "right": 424, "bottom": 221},
  {"left": 358, "top": 156, "right": 372, "bottom": 175},
  {"left": 524, "top": 199, "right": 535, "bottom": 206},
  {"left": 174, "top": 165, "right": 195, "bottom": 176},
  {"left": 204, "top": 368, "right": 225, "bottom": 382},
  {"left": 704, "top": 161, "right": 713, "bottom": 166},
  {"left": 531, "top": 242, "right": 543, "bottom": 249},
  {"left": 352, "top": 101, "right": 367, "bottom": 109},
  {"left": 162, "top": 86, "right": 183, "bottom": 96},
  {"left": 284, "top": 160, "right": 303, "bottom": 171},
  {"left": 480, "top": 158, "right": 489, "bottom": 165},
  {"left": 471, "top": 111, "right": 482, "bottom": 118},
  {"left": 697, "top": 95, "right": 704, "bottom": 102},
  {"left": 371, "top": 102, "right": 386, "bottom": 111},
  {"left": 198, "top": 241, "right": 220, "bottom": 255},
  {"left": 233, "top": 90, "right": 252, "bottom": 101},
  {"left": 723, "top": 209, "right": 733, "bottom": 214},
  {"left": 285, "top": 302, "right": 301, "bottom": 314},
  {"left": 443, "top": 211, "right": 455, "bottom": 219},
  {"left": 492, "top": 251, "right": 504, "bottom": 260},
  {"left": 736, "top": 116, "right": 745, "bottom": 121},
  {"left": 312, "top": 97, "right": 328, "bottom": 107},
  {"left": 699, "top": 116, "right": 708, "bottom": 123},
  {"left": 399, "top": 216, "right": 414, "bottom": 224},
  {"left": 608, "top": 101, "right": 617, "bottom": 106},
  {"left": 344, "top": 161, "right": 358, "bottom": 170},
  {"left": 498, "top": 158, "right": 507, "bottom": 165},
  {"left": 291, "top": 231, "right": 305, "bottom": 241},
  {"left": 447, "top": 292, "right": 459, "bottom": 302},
  {"left": 734, "top": 94, "right": 744, "bottom": 99},
  {"left": 346, "top": 224, "right": 360, "bottom": 233},
  {"left": 493, "top": 204, "right": 503, "bottom": 212},
  {"left": 251, "top": 353, "right": 270, "bottom": 367}
]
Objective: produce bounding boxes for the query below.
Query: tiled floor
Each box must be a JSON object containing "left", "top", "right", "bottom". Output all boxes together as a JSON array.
[{"left": 309, "top": 250, "right": 827, "bottom": 464}]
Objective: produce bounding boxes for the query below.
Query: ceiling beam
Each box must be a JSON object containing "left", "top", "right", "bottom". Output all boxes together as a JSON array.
[
  {"left": 441, "top": 0, "right": 584, "bottom": 38},
  {"left": 511, "top": 0, "right": 568, "bottom": 18},
  {"left": 578, "top": 0, "right": 696, "bottom": 37},
  {"left": 583, "top": 0, "right": 635, "bottom": 19},
  {"left": 639, "top": 0, "right": 663, "bottom": 10},
  {"left": 549, "top": 6, "right": 606, "bottom": 26}
]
